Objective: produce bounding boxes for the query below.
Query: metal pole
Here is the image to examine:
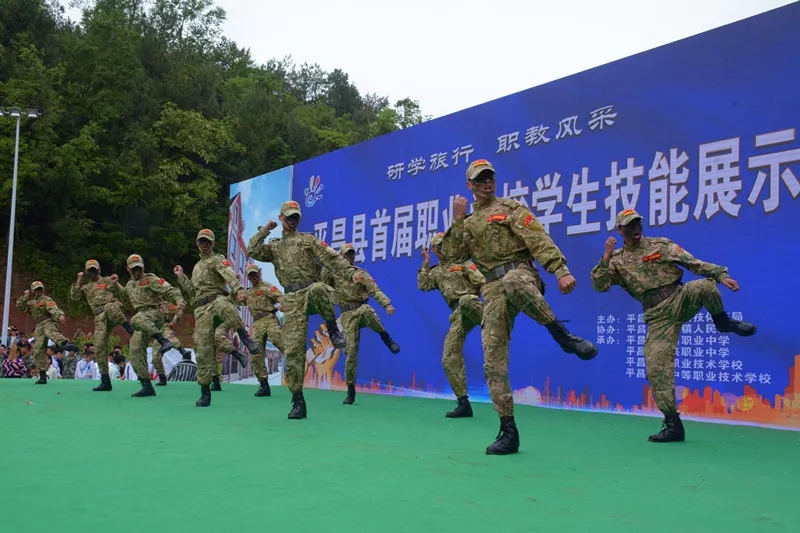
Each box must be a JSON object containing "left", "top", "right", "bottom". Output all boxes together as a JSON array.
[{"left": 1, "top": 115, "right": 21, "bottom": 339}]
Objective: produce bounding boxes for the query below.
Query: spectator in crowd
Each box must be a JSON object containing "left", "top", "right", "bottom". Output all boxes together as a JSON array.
[
  {"left": 117, "top": 353, "right": 136, "bottom": 380},
  {"left": 168, "top": 351, "right": 197, "bottom": 382},
  {"left": 2, "top": 342, "right": 26, "bottom": 378},
  {"left": 17, "top": 339, "right": 34, "bottom": 377},
  {"left": 75, "top": 343, "right": 100, "bottom": 379}
]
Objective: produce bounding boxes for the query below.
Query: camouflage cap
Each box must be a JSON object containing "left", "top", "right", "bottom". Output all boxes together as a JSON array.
[
  {"left": 340, "top": 243, "right": 355, "bottom": 256},
  {"left": 430, "top": 232, "right": 445, "bottom": 248},
  {"left": 126, "top": 254, "right": 144, "bottom": 269},
  {"left": 245, "top": 263, "right": 261, "bottom": 275},
  {"left": 84, "top": 259, "right": 100, "bottom": 271},
  {"left": 466, "top": 158, "right": 495, "bottom": 180},
  {"left": 31, "top": 281, "right": 44, "bottom": 291},
  {"left": 616, "top": 209, "right": 643, "bottom": 227},
  {"left": 196, "top": 228, "right": 215, "bottom": 242},
  {"left": 280, "top": 200, "right": 301, "bottom": 217}
]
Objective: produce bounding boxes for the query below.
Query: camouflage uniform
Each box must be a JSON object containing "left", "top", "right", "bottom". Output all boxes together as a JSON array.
[
  {"left": 176, "top": 229, "right": 260, "bottom": 407},
  {"left": 247, "top": 200, "right": 358, "bottom": 419},
  {"left": 418, "top": 232, "right": 485, "bottom": 418},
  {"left": 70, "top": 259, "right": 133, "bottom": 391},
  {"left": 591, "top": 209, "right": 756, "bottom": 442},
  {"left": 150, "top": 301, "right": 190, "bottom": 386},
  {"left": 16, "top": 281, "right": 78, "bottom": 384},
  {"left": 441, "top": 158, "right": 598, "bottom": 455},
  {"left": 244, "top": 263, "right": 284, "bottom": 397},
  {"left": 123, "top": 254, "right": 185, "bottom": 397},
  {"left": 61, "top": 350, "right": 78, "bottom": 379},
  {"left": 322, "top": 243, "right": 400, "bottom": 405}
]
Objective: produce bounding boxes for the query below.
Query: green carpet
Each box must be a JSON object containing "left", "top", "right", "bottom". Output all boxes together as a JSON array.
[{"left": 2, "top": 379, "right": 798, "bottom": 532}]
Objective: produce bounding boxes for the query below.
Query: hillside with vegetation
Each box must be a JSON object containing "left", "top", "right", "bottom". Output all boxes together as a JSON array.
[{"left": 0, "top": 0, "right": 427, "bottom": 327}]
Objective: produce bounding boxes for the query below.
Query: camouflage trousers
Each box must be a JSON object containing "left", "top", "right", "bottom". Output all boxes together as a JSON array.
[
  {"left": 129, "top": 309, "right": 166, "bottom": 381},
  {"left": 482, "top": 266, "right": 557, "bottom": 417},
  {"left": 214, "top": 322, "right": 234, "bottom": 378},
  {"left": 151, "top": 324, "right": 183, "bottom": 375},
  {"left": 282, "top": 282, "right": 337, "bottom": 393},
  {"left": 193, "top": 296, "right": 244, "bottom": 386},
  {"left": 341, "top": 303, "right": 385, "bottom": 385},
  {"left": 93, "top": 301, "right": 127, "bottom": 376},
  {"left": 442, "top": 295, "right": 483, "bottom": 398},
  {"left": 644, "top": 279, "right": 725, "bottom": 415},
  {"left": 251, "top": 313, "right": 283, "bottom": 381},
  {"left": 33, "top": 319, "right": 68, "bottom": 374}
]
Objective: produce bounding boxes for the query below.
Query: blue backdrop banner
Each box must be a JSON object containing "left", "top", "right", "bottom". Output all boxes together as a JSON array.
[{"left": 236, "top": 4, "right": 800, "bottom": 429}]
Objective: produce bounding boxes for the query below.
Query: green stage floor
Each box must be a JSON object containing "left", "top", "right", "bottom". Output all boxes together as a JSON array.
[{"left": 2, "top": 379, "right": 798, "bottom": 532}]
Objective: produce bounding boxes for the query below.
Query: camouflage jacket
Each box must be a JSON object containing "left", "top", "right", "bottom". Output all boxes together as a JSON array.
[
  {"left": 590, "top": 237, "right": 730, "bottom": 302},
  {"left": 247, "top": 229, "right": 356, "bottom": 288},
  {"left": 178, "top": 253, "right": 243, "bottom": 307},
  {"left": 246, "top": 281, "right": 283, "bottom": 315},
  {"left": 16, "top": 294, "right": 65, "bottom": 323},
  {"left": 417, "top": 259, "right": 484, "bottom": 308},
  {"left": 125, "top": 273, "right": 184, "bottom": 313},
  {"left": 321, "top": 266, "right": 391, "bottom": 308},
  {"left": 441, "top": 196, "right": 570, "bottom": 280}
]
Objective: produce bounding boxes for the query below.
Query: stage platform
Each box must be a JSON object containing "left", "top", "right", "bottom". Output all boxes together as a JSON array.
[{"left": 2, "top": 379, "right": 798, "bottom": 532}]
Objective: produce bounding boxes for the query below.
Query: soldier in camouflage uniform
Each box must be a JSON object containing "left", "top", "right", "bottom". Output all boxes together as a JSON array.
[
  {"left": 247, "top": 200, "right": 362, "bottom": 419},
  {"left": 591, "top": 209, "right": 756, "bottom": 443},
  {"left": 322, "top": 243, "right": 400, "bottom": 405},
  {"left": 150, "top": 301, "right": 192, "bottom": 386},
  {"left": 174, "top": 229, "right": 260, "bottom": 407},
  {"left": 243, "top": 263, "right": 284, "bottom": 397},
  {"left": 70, "top": 259, "right": 134, "bottom": 392},
  {"left": 16, "top": 281, "right": 78, "bottom": 384},
  {"left": 418, "top": 232, "right": 485, "bottom": 418},
  {"left": 61, "top": 347, "right": 79, "bottom": 379},
  {"left": 123, "top": 254, "right": 185, "bottom": 397},
  {"left": 441, "top": 158, "right": 598, "bottom": 456}
]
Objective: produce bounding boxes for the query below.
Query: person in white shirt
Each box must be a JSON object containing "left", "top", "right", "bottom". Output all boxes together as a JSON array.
[{"left": 75, "top": 343, "right": 100, "bottom": 379}]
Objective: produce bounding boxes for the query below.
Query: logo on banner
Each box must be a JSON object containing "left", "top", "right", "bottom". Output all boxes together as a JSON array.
[{"left": 304, "top": 175, "right": 324, "bottom": 208}]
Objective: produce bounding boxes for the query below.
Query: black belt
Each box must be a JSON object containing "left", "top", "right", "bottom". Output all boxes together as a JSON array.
[
  {"left": 94, "top": 305, "right": 106, "bottom": 316},
  {"left": 642, "top": 283, "right": 681, "bottom": 311},
  {"left": 252, "top": 311, "right": 275, "bottom": 321},
  {"left": 340, "top": 300, "right": 367, "bottom": 313},
  {"left": 480, "top": 260, "right": 534, "bottom": 283},
  {"left": 197, "top": 293, "right": 222, "bottom": 306},
  {"left": 284, "top": 281, "right": 313, "bottom": 293}
]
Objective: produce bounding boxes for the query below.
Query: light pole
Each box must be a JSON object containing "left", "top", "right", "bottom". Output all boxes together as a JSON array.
[{"left": 1, "top": 107, "right": 40, "bottom": 339}]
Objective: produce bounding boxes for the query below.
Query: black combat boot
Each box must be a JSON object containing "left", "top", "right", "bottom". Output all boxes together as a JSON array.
[
  {"left": 131, "top": 379, "right": 156, "bottom": 397},
  {"left": 152, "top": 333, "right": 174, "bottom": 354},
  {"left": 210, "top": 375, "right": 222, "bottom": 391},
  {"left": 446, "top": 395, "right": 473, "bottom": 418},
  {"left": 648, "top": 413, "right": 685, "bottom": 443},
  {"left": 254, "top": 378, "right": 271, "bottom": 397},
  {"left": 93, "top": 373, "right": 112, "bottom": 391},
  {"left": 712, "top": 313, "right": 757, "bottom": 337},
  {"left": 156, "top": 374, "right": 167, "bottom": 386},
  {"left": 325, "top": 320, "right": 347, "bottom": 349},
  {"left": 178, "top": 347, "right": 190, "bottom": 358},
  {"left": 229, "top": 348, "right": 248, "bottom": 368},
  {"left": 546, "top": 321, "right": 598, "bottom": 360},
  {"left": 237, "top": 328, "right": 261, "bottom": 354},
  {"left": 35, "top": 371, "right": 47, "bottom": 385},
  {"left": 122, "top": 321, "right": 135, "bottom": 335},
  {"left": 288, "top": 392, "right": 307, "bottom": 419},
  {"left": 379, "top": 331, "right": 400, "bottom": 354},
  {"left": 196, "top": 384, "right": 211, "bottom": 407},
  {"left": 343, "top": 383, "right": 356, "bottom": 405},
  {"left": 486, "top": 416, "right": 520, "bottom": 455}
]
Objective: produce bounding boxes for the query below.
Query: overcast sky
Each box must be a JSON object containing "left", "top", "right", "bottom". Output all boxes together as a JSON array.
[{"left": 63, "top": 0, "right": 794, "bottom": 119}]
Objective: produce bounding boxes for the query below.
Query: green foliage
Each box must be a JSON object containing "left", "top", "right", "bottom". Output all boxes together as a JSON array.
[{"left": 0, "top": 0, "right": 428, "bottom": 316}]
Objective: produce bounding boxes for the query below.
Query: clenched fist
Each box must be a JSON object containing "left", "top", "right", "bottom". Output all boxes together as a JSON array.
[
  {"left": 602, "top": 237, "right": 617, "bottom": 262},
  {"left": 453, "top": 196, "right": 468, "bottom": 219},
  {"left": 173, "top": 265, "right": 184, "bottom": 277}
]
